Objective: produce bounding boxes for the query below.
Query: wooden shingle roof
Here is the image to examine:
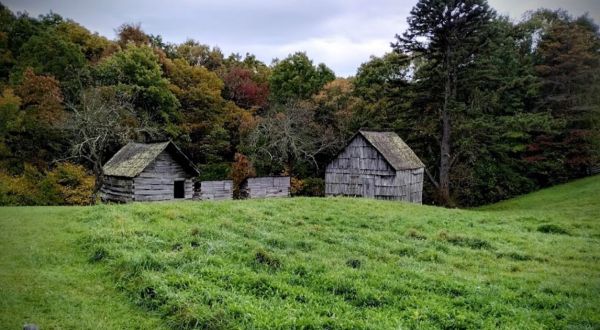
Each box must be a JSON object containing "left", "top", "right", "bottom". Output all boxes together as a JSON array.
[
  {"left": 358, "top": 130, "right": 425, "bottom": 170},
  {"left": 102, "top": 141, "right": 199, "bottom": 178}
]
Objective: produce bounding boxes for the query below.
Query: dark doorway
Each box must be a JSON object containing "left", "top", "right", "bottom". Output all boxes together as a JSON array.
[{"left": 174, "top": 180, "right": 185, "bottom": 199}]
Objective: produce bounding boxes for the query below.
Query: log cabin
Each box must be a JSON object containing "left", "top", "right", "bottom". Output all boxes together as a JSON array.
[{"left": 101, "top": 141, "right": 199, "bottom": 202}]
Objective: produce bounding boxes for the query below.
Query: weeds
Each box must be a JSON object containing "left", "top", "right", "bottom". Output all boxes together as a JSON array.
[
  {"left": 406, "top": 228, "right": 427, "bottom": 240},
  {"left": 253, "top": 248, "right": 281, "bottom": 269},
  {"left": 537, "top": 224, "right": 570, "bottom": 235}
]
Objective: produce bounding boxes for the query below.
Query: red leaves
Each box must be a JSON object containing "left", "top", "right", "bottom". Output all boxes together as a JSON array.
[{"left": 223, "top": 66, "right": 269, "bottom": 109}]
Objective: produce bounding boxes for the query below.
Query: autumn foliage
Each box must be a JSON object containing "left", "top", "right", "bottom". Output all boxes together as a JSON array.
[{"left": 0, "top": 3, "right": 598, "bottom": 206}]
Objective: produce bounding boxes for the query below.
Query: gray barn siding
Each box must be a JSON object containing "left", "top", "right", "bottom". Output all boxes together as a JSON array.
[
  {"left": 101, "top": 176, "right": 134, "bottom": 203},
  {"left": 133, "top": 151, "right": 194, "bottom": 201},
  {"left": 325, "top": 135, "right": 424, "bottom": 203},
  {"left": 200, "top": 180, "right": 233, "bottom": 200},
  {"left": 242, "top": 177, "right": 290, "bottom": 198}
]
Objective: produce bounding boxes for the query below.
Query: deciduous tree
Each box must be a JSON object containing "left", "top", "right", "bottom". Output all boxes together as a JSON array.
[{"left": 269, "top": 52, "right": 335, "bottom": 104}]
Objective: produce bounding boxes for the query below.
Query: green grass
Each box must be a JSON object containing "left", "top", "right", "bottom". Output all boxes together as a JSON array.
[
  {"left": 1, "top": 175, "right": 599, "bottom": 329},
  {"left": 0, "top": 207, "right": 167, "bottom": 329}
]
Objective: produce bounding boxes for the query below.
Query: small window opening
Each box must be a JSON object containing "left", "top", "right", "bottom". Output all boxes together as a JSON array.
[{"left": 174, "top": 180, "right": 185, "bottom": 199}]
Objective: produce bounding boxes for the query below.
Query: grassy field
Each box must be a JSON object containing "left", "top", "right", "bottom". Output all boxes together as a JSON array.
[{"left": 1, "top": 176, "right": 599, "bottom": 329}]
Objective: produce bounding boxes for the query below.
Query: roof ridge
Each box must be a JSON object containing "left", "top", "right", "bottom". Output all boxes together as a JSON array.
[
  {"left": 102, "top": 141, "right": 199, "bottom": 178},
  {"left": 357, "top": 131, "right": 424, "bottom": 170}
]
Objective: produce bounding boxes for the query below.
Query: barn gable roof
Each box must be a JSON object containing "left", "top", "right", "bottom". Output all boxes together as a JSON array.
[
  {"left": 103, "top": 141, "right": 199, "bottom": 178},
  {"left": 357, "top": 130, "right": 425, "bottom": 170}
]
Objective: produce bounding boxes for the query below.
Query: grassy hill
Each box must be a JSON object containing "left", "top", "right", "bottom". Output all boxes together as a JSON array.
[{"left": 1, "top": 176, "right": 599, "bottom": 329}]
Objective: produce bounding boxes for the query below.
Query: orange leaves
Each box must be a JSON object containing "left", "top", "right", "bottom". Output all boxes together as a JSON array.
[{"left": 15, "top": 68, "right": 65, "bottom": 126}]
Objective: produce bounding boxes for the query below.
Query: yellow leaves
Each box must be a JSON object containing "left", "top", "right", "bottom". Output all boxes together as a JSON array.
[
  {"left": 0, "top": 88, "right": 23, "bottom": 132},
  {"left": 231, "top": 153, "right": 256, "bottom": 198},
  {"left": 290, "top": 177, "right": 304, "bottom": 195},
  {"left": 0, "top": 88, "right": 21, "bottom": 108},
  {"left": 0, "top": 162, "right": 95, "bottom": 206},
  {"left": 166, "top": 58, "right": 224, "bottom": 94},
  {"left": 47, "top": 162, "right": 96, "bottom": 205}
]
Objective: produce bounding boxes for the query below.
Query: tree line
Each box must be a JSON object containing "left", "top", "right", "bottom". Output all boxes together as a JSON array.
[{"left": 0, "top": 0, "right": 598, "bottom": 206}]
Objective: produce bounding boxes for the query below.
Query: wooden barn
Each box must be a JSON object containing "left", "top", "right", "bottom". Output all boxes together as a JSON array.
[
  {"left": 101, "top": 141, "right": 199, "bottom": 202},
  {"left": 325, "top": 131, "right": 425, "bottom": 203},
  {"left": 241, "top": 176, "right": 291, "bottom": 199}
]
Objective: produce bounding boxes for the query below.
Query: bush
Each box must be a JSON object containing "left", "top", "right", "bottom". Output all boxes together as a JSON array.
[
  {"left": 291, "top": 177, "right": 325, "bottom": 196},
  {"left": 0, "top": 162, "right": 94, "bottom": 206},
  {"left": 48, "top": 162, "right": 95, "bottom": 205},
  {"left": 0, "top": 164, "right": 61, "bottom": 205},
  {"left": 230, "top": 153, "right": 256, "bottom": 199}
]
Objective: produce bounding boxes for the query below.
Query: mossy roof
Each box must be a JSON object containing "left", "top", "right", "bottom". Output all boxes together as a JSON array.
[
  {"left": 358, "top": 130, "right": 425, "bottom": 170},
  {"left": 102, "top": 141, "right": 199, "bottom": 178}
]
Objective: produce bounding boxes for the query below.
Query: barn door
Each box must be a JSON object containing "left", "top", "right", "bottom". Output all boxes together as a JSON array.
[
  {"left": 362, "top": 177, "right": 375, "bottom": 198},
  {"left": 174, "top": 180, "right": 185, "bottom": 199}
]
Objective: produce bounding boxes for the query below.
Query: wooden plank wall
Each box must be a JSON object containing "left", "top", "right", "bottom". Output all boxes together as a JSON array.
[
  {"left": 200, "top": 180, "right": 233, "bottom": 200},
  {"left": 243, "top": 177, "right": 290, "bottom": 198},
  {"left": 100, "top": 175, "right": 134, "bottom": 203},
  {"left": 325, "top": 135, "right": 424, "bottom": 203},
  {"left": 326, "top": 135, "right": 395, "bottom": 176},
  {"left": 133, "top": 150, "right": 194, "bottom": 201}
]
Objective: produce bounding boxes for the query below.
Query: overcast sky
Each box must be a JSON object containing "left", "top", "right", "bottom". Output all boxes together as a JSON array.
[{"left": 4, "top": 0, "right": 599, "bottom": 77}]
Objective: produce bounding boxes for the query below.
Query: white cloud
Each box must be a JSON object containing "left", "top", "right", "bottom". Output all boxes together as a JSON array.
[
  {"left": 240, "top": 36, "right": 393, "bottom": 77},
  {"left": 3, "top": 0, "right": 598, "bottom": 77}
]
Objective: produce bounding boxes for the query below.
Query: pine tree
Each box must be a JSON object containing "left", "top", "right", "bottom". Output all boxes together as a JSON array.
[{"left": 393, "top": 0, "right": 495, "bottom": 204}]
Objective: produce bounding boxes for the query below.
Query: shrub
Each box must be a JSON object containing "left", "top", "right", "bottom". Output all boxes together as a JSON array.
[
  {"left": 230, "top": 153, "right": 256, "bottom": 198},
  {"left": 0, "top": 162, "right": 94, "bottom": 206},
  {"left": 48, "top": 162, "right": 95, "bottom": 205},
  {"left": 291, "top": 177, "right": 325, "bottom": 197},
  {"left": 290, "top": 177, "right": 304, "bottom": 195},
  {"left": 0, "top": 164, "right": 61, "bottom": 205}
]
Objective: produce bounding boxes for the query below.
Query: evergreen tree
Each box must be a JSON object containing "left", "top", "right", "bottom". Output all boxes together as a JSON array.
[
  {"left": 393, "top": 0, "right": 495, "bottom": 205},
  {"left": 527, "top": 10, "right": 600, "bottom": 183}
]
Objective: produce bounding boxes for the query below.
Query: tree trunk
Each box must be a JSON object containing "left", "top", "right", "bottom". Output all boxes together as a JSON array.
[
  {"left": 439, "top": 102, "right": 451, "bottom": 204},
  {"left": 438, "top": 51, "right": 452, "bottom": 205}
]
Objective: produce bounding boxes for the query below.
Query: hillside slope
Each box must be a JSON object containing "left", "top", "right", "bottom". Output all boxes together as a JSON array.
[
  {"left": 1, "top": 175, "right": 599, "bottom": 329},
  {"left": 0, "top": 207, "right": 168, "bottom": 329},
  {"left": 83, "top": 175, "right": 600, "bottom": 329}
]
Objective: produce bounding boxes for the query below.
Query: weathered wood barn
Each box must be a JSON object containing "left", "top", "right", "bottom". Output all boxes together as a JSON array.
[
  {"left": 199, "top": 180, "right": 233, "bottom": 200},
  {"left": 241, "top": 176, "right": 291, "bottom": 198},
  {"left": 101, "top": 141, "right": 199, "bottom": 202},
  {"left": 325, "top": 131, "right": 425, "bottom": 203}
]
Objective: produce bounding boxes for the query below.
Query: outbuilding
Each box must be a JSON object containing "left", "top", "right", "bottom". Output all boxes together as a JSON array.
[
  {"left": 325, "top": 130, "right": 425, "bottom": 203},
  {"left": 101, "top": 141, "right": 199, "bottom": 202},
  {"left": 240, "top": 176, "right": 291, "bottom": 199}
]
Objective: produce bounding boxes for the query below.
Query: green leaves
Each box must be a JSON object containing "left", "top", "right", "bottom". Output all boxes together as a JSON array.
[
  {"left": 93, "top": 45, "right": 179, "bottom": 125},
  {"left": 269, "top": 52, "right": 335, "bottom": 104}
]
